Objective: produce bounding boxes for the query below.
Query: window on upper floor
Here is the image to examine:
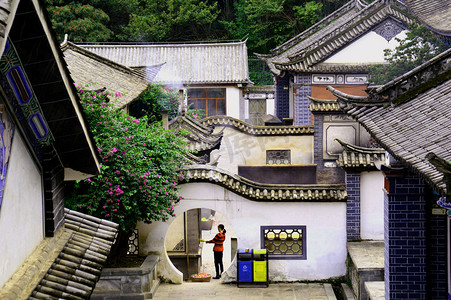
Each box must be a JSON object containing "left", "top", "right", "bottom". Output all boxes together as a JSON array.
[
  {"left": 261, "top": 225, "right": 306, "bottom": 260},
  {"left": 187, "top": 88, "right": 226, "bottom": 117}
]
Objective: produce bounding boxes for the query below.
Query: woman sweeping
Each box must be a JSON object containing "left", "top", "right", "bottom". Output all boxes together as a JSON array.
[{"left": 206, "top": 224, "right": 226, "bottom": 279}]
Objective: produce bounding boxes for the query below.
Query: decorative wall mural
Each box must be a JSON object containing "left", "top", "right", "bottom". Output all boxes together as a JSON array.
[{"left": 0, "top": 104, "right": 14, "bottom": 211}]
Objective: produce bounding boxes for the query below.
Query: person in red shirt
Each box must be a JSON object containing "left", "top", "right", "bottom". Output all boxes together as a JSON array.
[{"left": 206, "top": 224, "right": 226, "bottom": 279}]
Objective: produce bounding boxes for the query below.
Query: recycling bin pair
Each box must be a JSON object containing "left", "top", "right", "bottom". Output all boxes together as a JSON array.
[{"left": 237, "top": 249, "right": 268, "bottom": 287}]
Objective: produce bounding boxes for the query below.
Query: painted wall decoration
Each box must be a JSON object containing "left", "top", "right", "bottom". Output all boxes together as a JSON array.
[
  {"left": 0, "top": 104, "right": 14, "bottom": 211},
  {"left": 0, "top": 39, "right": 53, "bottom": 160}
]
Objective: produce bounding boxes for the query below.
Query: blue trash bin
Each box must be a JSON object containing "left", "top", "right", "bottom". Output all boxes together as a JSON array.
[{"left": 237, "top": 249, "right": 253, "bottom": 283}]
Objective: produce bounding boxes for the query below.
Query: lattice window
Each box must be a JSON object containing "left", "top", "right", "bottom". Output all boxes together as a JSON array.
[
  {"left": 266, "top": 150, "right": 291, "bottom": 165},
  {"left": 188, "top": 88, "right": 226, "bottom": 117},
  {"left": 261, "top": 226, "right": 306, "bottom": 260},
  {"left": 127, "top": 229, "right": 139, "bottom": 255}
]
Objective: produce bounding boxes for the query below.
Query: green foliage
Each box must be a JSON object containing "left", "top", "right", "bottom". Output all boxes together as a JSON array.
[
  {"left": 368, "top": 24, "right": 450, "bottom": 85},
  {"left": 221, "top": 0, "right": 323, "bottom": 54},
  {"left": 249, "top": 56, "right": 273, "bottom": 85},
  {"left": 46, "top": 1, "right": 113, "bottom": 42},
  {"left": 120, "top": 0, "right": 220, "bottom": 41},
  {"left": 128, "top": 84, "right": 180, "bottom": 123},
  {"left": 65, "top": 86, "right": 190, "bottom": 232}
]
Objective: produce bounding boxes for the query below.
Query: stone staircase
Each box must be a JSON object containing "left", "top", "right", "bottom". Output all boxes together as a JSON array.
[
  {"left": 341, "top": 241, "right": 384, "bottom": 300},
  {"left": 91, "top": 255, "right": 160, "bottom": 299}
]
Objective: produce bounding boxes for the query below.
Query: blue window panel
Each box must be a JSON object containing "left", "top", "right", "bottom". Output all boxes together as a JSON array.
[
  {"left": 7, "top": 66, "right": 32, "bottom": 105},
  {"left": 29, "top": 113, "right": 48, "bottom": 140}
]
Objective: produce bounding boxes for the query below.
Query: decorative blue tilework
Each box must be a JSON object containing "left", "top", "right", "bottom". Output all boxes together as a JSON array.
[
  {"left": 346, "top": 173, "right": 360, "bottom": 241},
  {"left": 275, "top": 76, "right": 290, "bottom": 119},
  {"left": 384, "top": 173, "right": 427, "bottom": 299},
  {"left": 313, "top": 114, "right": 323, "bottom": 169},
  {"left": 293, "top": 74, "right": 312, "bottom": 125}
]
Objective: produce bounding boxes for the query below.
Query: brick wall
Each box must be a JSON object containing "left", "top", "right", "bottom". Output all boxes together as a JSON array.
[
  {"left": 275, "top": 76, "right": 290, "bottom": 119},
  {"left": 384, "top": 173, "right": 427, "bottom": 299},
  {"left": 426, "top": 192, "right": 447, "bottom": 299},
  {"left": 313, "top": 114, "right": 323, "bottom": 170},
  {"left": 293, "top": 74, "right": 311, "bottom": 125},
  {"left": 346, "top": 173, "right": 361, "bottom": 241}
]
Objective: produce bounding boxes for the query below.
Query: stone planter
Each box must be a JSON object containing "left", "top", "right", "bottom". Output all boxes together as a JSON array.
[{"left": 91, "top": 255, "right": 160, "bottom": 299}]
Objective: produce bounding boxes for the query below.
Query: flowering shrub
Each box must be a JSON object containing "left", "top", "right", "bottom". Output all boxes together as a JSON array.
[{"left": 66, "top": 87, "right": 190, "bottom": 233}]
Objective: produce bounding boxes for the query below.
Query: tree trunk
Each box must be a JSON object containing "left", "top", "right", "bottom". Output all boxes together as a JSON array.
[{"left": 107, "top": 229, "right": 133, "bottom": 265}]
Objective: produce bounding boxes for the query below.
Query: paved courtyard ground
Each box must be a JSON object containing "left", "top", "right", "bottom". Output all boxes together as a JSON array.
[{"left": 152, "top": 280, "right": 337, "bottom": 300}]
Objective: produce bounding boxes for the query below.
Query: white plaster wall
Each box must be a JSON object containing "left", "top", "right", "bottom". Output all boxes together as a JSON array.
[
  {"left": 138, "top": 182, "right": 347, "bottom": 283},
  {"left": 266, "top": 98, "right": 275, "bottom": 116},
  {"left": 226, "top": 87, "right": 241, "bottom": 119},
  {"left": 213, "top": 127, "right": 314, "bottom": 174},
  {"left": 360, "top": 171, "right": 384, "bottom": 240},
  {"left": 0, "top": 134, "right": 43, "bottom": 288},
  {"left": 324, "top": 30, "right": 408, "bottom": 64}
]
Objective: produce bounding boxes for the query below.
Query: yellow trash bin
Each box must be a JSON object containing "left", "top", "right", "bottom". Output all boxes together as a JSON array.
[{"left": 253, "top": 249, "right": 267, "bottom": 282}]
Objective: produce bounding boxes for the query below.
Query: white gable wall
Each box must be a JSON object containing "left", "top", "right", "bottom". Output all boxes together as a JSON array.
[
  {"left": 138, "top": 182, "right": 347, "bottom": 283},
  {"left": 0, "top": 133, "right": 43, "bottom": 288},
  {"left": 226, "top": 86, "right": 242, "bottom": 119},
  {"left": 324, "top": 30, "right": 408, "bottom": 64},
  {"left": 360, "top": 171, "right": 385, "bottom": 240}
]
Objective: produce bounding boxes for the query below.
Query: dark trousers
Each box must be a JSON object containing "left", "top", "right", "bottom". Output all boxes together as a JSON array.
[{"left": 214, "top": 251, "right": 223, "bottom": 276}]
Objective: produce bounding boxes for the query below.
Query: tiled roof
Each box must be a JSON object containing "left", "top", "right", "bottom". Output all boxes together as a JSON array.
[
  {"left": 29, "top": 209, "right": 118, "bottom": 299},
  {"left": 78, "top": 41, "right": 251, "bottom": 85},
  {"left": 308, "top": 96, "right": 341, "bottom": 112},
  {"left": 182, "top": 165, "right": 347, "bottom": 202},
  {"left": 336, "top": 138, "right": 386, "bottom": 171},
  {"left": 328, "top": 48, "right": 451, "bottom": 194},
  {"left": 62, "top": 41, "right": 150, "bottom": 109},
  {"left": 1, "top": 209, "right": 118, "bottom": 299},
  {"left": 258, "top": 0, "right": 413, "bottom": 75},
  {"left": 169, "top": 115, "right": 223, "bottom": 152},
  {"left": 201, "top": 116, "right": 314, "bottom": 135},
  {"left": 403, "top": 0, "right": 451, "bottom": 37}
]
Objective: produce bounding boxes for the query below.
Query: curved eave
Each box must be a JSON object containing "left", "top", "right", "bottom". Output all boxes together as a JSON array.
[
  {"left": 308, "top": 96, "right": 341, "bottom": 113},
  {"left": 201, "top": 116, "right": 314, "bottom": 136},
  {"left": 181, "top": 165, "right": 347, "bottom": 202}
]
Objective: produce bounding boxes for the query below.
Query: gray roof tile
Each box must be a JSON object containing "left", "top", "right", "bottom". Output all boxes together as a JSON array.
[{"left": 79, "top": 41, "right": 251, "bottom": 85}]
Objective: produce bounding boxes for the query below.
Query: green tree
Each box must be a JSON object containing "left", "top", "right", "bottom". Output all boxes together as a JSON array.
[
  {"left": 368, "top": 24, "right": 450, "bottom": 85},
  {"left": 121, "top": 0, "right": 220, "bottom": 42},
  {"left": 222, "top": 0, "right": 323, "bottom": 54},
  {"left": 46, "top": 0, "right": 113, "bottom": 42},
  {"left": 66, "top": 86, "right": 190, "bottom": 260}
]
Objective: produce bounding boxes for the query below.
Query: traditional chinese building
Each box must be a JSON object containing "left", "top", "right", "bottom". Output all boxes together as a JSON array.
[
  {"left": 0, "top": 0, "right": 118, "bottom": 298},
  {"left": 329, "top": 47, "right": 451, "bottom": 299},
  {"left": 78, "top": 41, "right": 252, "bottom": 120}
]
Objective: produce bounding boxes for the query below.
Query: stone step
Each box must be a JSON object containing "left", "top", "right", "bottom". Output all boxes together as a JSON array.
[
  {"left": 341, "top": 283, "right": 356, "bottom": 300},
  {"left": 347, "top": 241, "right": 384, "bottom": 300}
]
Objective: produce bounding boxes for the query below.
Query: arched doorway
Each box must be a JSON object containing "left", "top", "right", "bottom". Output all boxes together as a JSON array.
[{"left": 164, "top": 208, "right": 236, "bottom": 280}]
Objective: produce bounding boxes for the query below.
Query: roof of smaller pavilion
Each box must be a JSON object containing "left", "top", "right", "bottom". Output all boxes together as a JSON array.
[
  {"left": 201, "top": 116, "right": 314, "bottom": 135},
  {"left": 169, "top": 114, "right": 223, "bottom": 153},
  {"left": 308, "top": 96, "right": 342, "bottom": 113},
  {"left": 1, "top": 209, "right": 118, "bottom": 299},
  {"left": 336, "top": 138, "right": 386, "bottom": 171},
  {"left": 328, "top": 47, "right": 451, "bottom": 194},
  {"left": 62, "top": 41, "right": 152, "bottom": 109},
  {"left": 257, "top": 0, "right": 414, "bottom": 75},
  {"left": 403, "top": 0, "right": 451, "bottom": 40},
  {"left": 78, "top": 41, "right": 251, "bottom": 85}
]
